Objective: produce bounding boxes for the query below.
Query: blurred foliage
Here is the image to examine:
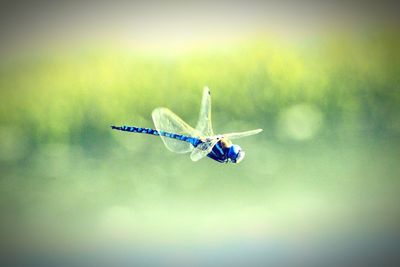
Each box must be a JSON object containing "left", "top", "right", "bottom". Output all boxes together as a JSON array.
[
  {"left": 0, "top": 32, "right": 400, "bottom": 243},
  {"left": 1, "top": 32, "right": 399, "bottom": 146}
]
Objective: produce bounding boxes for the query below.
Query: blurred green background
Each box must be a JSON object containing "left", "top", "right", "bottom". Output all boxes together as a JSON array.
[{"left": 0, "top": 1, "right": 400, "bottom": 265}]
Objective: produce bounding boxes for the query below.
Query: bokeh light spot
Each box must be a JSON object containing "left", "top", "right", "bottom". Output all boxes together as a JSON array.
[{"left": 277, "top": 103, "right": 323, "bottom": 140}]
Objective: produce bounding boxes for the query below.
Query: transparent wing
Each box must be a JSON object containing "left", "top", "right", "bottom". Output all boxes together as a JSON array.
[
  {"left": 152, "top": 108, "right": 197, "bottom": 153},
  {"left": 195, "top": 86, "right": 214, "bottom": 136},
  {"left": 223, "top": 129, "right": 263, "bottom": 140},
  {"left": 190, "top": 138, "right": 220, "bottom": 162}
]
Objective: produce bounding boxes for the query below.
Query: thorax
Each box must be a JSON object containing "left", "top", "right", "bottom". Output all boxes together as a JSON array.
[{"left": 207, "top": 137, "right": 232, "bottom": 163}]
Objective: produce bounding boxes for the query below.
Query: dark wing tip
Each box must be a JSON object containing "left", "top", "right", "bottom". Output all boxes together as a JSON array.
[{"left": 204, "top": 86, "right": 211, "bottom": 95}]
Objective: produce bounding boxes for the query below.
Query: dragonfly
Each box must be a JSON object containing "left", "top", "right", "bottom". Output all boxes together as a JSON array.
[{"left": 111, "top": 87, "right": 262, "bottom": 163}]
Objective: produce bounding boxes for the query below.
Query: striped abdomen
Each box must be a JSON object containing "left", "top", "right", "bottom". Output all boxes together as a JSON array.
[{"left": 111, "top": 125, "right": 201, "bottom": 147}]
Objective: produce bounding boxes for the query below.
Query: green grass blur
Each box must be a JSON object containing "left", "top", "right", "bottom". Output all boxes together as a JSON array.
[{"left": 0, "top": 32, "right": 400, "bottom": 245}]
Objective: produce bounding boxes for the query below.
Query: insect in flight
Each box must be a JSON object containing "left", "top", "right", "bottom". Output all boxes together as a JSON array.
[{"left": 111, "top": 87, "right": 262, "bottom": 163}]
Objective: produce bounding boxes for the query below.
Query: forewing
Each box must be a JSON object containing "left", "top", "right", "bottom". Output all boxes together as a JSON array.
[
  {"left": 190, "top": 138, "right": 219, "bottom": 162},
  {"left": 195, "top": 86, "right": 214, "bottom": 136},
  {"left": 152, "top": 108, "right": 197, "bottom": 153},
  {"left": 223, "top": 129, "right": 263, "bottom": 140}
]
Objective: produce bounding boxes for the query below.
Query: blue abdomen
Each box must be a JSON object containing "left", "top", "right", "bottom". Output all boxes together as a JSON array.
[{"left": 111, "top": 125, "right": 201, "bottom": 147}]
